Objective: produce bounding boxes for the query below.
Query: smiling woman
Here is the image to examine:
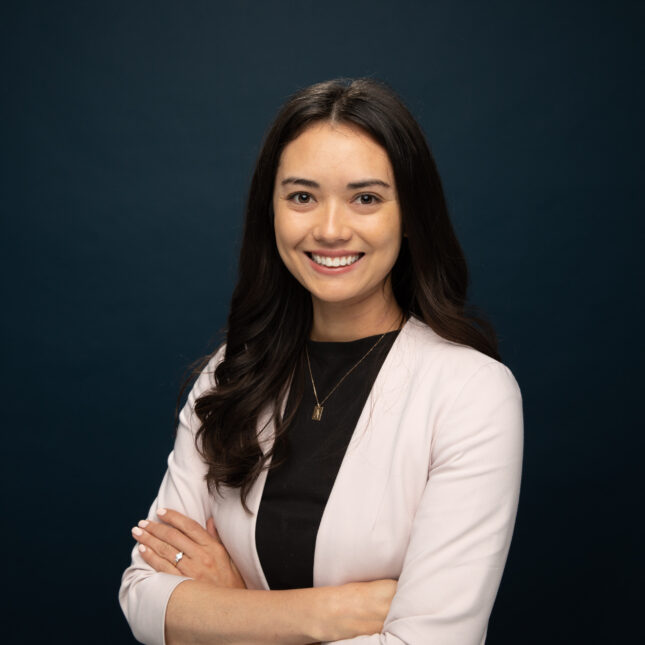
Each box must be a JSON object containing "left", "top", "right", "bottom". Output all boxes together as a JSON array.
[
  {"left": 119, "top": 78, "right": 523, "bottom": 645},
  {"left": 273, "top": 122, "right": 403, "bottom": 340}
]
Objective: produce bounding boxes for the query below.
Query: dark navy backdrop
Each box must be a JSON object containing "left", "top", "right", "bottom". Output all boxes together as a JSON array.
[{"left": 2, "top": 1, "right": 642, "bottom": 643}]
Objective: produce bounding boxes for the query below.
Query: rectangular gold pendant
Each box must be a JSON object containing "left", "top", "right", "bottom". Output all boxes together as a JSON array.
[{"left": 312, "top": 404, "right": 324, "bottom": 421}]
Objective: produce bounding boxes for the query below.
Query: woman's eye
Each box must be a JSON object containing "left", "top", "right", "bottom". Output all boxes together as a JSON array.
[
  {"left": 288, "top": 192, "right": 312, "bottom": 204},
  {"left": 356, "top": 194, "right": 381, "bottom": 205}
]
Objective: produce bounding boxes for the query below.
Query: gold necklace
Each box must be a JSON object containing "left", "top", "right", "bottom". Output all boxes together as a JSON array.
[{"left": 304, "top": 332, "right": 387, "bottom": 421}]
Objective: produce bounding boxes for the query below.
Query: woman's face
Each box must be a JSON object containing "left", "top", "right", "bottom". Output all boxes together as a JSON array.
[{"left": 272, "top": 121, "right": 402, "bottom": 313}]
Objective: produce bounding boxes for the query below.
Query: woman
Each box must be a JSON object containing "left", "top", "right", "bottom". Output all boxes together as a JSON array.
[{"left": 120, "top": 78, "right": 523, "bottom": 645}]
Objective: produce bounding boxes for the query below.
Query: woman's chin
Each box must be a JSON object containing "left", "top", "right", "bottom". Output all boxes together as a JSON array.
[{"left": 309, "top": 285, "right": 386, "bottom": 310}]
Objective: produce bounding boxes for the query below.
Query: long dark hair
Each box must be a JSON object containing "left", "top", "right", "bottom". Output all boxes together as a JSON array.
[{"left": 192, "top": 78, "right": 499, "bottom": 510}]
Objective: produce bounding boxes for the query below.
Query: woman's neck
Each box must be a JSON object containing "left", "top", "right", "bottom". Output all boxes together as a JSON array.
[{"left": 310, "top": 291, "right": 404, "bottom": 342}]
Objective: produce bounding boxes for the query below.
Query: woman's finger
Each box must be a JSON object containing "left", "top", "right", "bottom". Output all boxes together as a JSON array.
[
  {"left": 156, "top": 508, "right": 211, "bottom": 546},
  {"left": 137, "top": 519, "right": 196, "bottom": 557},
  {"left": 132, "top": 525, "right": 190, "bottom": 567},
  {"left": 135, "top": 543, "right": 177, "bottom": 575}
]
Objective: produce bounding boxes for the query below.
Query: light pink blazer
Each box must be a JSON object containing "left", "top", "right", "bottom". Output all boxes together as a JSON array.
[{"left": 119, "top": 317, "right": 523, "bottom": 645}]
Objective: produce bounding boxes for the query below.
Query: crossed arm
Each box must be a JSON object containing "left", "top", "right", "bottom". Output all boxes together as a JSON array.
[
  {"left": 120, "top": 351, "right": 395, "bottom": 644},
  {"left": 130, "top": 508, "right": 396, "bottom": 645}
]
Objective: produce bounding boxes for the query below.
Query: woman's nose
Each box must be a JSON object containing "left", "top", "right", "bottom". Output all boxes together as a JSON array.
[{"left": 312, "top": 201, "right": 351, "bottom": 242}]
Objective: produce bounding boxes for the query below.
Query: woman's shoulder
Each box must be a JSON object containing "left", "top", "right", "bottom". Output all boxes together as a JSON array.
[
  {"left": 398, "top": 316, "right": 521, "bottom": 399},
  {"left": 401, "top": 315, "right": 499, "bottom": 367},
  {"left": 185, "top": 344, "right": 227, "bottom": 403}
]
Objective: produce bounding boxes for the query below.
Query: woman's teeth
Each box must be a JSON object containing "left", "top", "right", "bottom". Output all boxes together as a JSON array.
[{"left": 311, "top": 254, "right": 361, "bottom": 267}]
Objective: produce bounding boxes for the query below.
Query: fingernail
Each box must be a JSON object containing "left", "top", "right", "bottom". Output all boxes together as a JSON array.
[
  {"left": 132, "top": 527, "right": 143, "bottom": 536},
  {"left": 138, "top": 544, "right": 146, "bottom": 553},
  {"left": 138, "top": 519, "right": 149, "bottom": 528},
  {"left": 157, "top": 508, "right": 166, "bottom": 516}
]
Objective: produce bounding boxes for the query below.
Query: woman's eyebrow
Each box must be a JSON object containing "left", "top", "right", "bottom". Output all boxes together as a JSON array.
[
  {"left": 346, "top": 179, "right": 391, "bottom": 189},
  {"left": 281, "top": 177, "right": 320, "bottom": 188},
  {"left": 280, "top": 177, "right": 391, "bottom": 189}
]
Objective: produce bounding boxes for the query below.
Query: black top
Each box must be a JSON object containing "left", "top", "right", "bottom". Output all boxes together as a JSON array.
[{"left": 255, "top": 329, "right": 400, "bottom": 590}]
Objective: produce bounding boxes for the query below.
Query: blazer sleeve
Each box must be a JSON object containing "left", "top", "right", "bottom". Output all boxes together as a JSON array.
[
  {"left": 329, "top": 361, "right": 524, "bottom": 645},
  {"left": 118, "top": 348, "right": 223, "bottom": 645}
]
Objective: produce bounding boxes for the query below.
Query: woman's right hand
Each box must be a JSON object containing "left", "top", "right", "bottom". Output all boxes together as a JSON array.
[
  {"left": 320, "top": 579, "right": 397, "bottom": 641},
  {"left": 131, "top": 508, "right": 246, "bottom": 589}
]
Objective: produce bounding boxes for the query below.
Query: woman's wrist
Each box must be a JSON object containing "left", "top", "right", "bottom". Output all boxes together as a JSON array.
[
  {"left": 312, "top": 579, "right": 396, "bottom": 641},
  {"left": 309, "top": 582, "right": 374, "bottom": 642},
  {"left": 308, "top": 584, "right": 345, "bottom": 643}
]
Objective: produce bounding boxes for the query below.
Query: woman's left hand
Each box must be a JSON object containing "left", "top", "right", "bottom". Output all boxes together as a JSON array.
[{"left": 131, "top": 508, "right": 247, "bottom": 589}]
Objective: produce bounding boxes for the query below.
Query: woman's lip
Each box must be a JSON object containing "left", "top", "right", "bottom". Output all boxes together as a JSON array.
[
  {"left": 307, "top": 249, "right": 363, "bottom": 258},
  {"left": 305, "top": 252, "right": 364, "bottom": 274}
]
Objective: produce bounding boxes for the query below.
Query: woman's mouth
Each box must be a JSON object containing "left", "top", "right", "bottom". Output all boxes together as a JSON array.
[{"left": 306, "top": 252, "right": 363, "bottom": 268}]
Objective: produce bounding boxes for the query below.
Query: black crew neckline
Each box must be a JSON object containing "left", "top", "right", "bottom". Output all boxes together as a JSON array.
[{"left": 306, "top": 329, "right": 400, "bottom": 358}]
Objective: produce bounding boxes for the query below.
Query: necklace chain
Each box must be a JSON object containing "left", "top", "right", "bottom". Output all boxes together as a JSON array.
[{"left": 305, "top": 332, "right": 387, "bottom": 421}]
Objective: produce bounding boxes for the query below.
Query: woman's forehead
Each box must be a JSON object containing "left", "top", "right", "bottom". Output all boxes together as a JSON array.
[{"left": 276, "top": 122, "right": 395, "bottom": 188}]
